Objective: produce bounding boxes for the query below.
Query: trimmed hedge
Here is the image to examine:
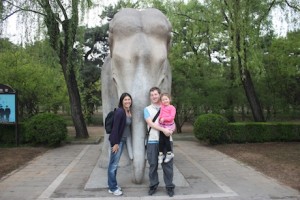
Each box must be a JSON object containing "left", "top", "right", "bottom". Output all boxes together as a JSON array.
[
  {"left": 227, "top": 122, "right": 300, "bottom": 143},
  {"left": 194, "top": 114, "right": 229, "bottom": 144},
  {"left": 24, "top": 113, "right": 67, "bottom": 147},
  {"left": 194, "top": 114, "right": 300, "bottom": 145}
]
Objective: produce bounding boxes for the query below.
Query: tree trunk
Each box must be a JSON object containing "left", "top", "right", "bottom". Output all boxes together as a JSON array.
[
  {"left": 64, "top": 64, "right": 89, "bottom": 138},
  {"left": 240, "top": 69, "right": 265, "bottom": 122},
  {"left": 241, "top": 105, "right": 245, "bottom": 121},
  {"left": 58, "top": 14, "right": 88, "bottom": 138},
  {"left": 59, "top": 41, "right": 88, "bottom": 138},
  {"left": 225, "top": 61, "right": 236, "bottom": 122},
  {"left": 233, "top": 12, "right": 265, "bottom": 122},
  {"left": 175, "top": 117, "right": 182, "bottom": 133},
  {"left": 174, "top": 106, "right": 185, "bottom": 133}
]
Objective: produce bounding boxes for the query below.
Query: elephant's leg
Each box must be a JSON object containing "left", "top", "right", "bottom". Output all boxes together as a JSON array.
[{"left": 126, "top": 133, "right": 133, "bottom": 160}]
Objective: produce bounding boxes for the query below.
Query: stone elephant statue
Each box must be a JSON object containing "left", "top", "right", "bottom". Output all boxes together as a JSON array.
[{"left": 99, "top": 8, "right": 172, "bottom": 184}]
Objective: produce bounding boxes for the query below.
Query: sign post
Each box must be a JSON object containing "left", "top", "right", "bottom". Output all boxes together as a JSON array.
[{"left": 0, "top": 84, "right": 18, "bottom": 145}]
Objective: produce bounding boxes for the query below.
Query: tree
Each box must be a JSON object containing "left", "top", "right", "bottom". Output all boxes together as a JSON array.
[
  {"left": 76, "top": 0, "right": 139, "bottom": 123},
  {"left": 262, "top": 30, "right": 300, "bottom": 119},
  {"left": 210, "top": 0, "right": 277, "bottom": 122},
  {"left": 143, "top": 0, "right": 234, "bottom": 129},
  {"left": 142, "top": 0, "right": 300, "bottom": 123},
  {"left": 1, "top": 0, "right": 93, "bottom": 137},
  {"left": 0, "top": 38, "right": 68, "bottom": 119},
  {"left": 156, "top": 0, "right": 209, "bottom": 131},
  {"left": 79, "top": 26, "right": 105, "bottom": 123}
]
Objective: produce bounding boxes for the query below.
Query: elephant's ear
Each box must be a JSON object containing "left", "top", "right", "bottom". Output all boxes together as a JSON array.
[
  {"left": 167, "top": 33, "right": 171, "bottom": 53},
  {"left": 109, "top": 30, "right": 114, "bottom": 58},
  {"left": 166, "top": 20, "right": 172, "bottom": 53}
]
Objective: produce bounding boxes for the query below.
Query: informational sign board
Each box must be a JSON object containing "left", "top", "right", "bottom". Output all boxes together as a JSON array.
[
  {"left": 0, "top": 94, "right": 16, "bottom": 123},
  {"left": 0, "top": 84, "right": 19, "bottom": 145}
]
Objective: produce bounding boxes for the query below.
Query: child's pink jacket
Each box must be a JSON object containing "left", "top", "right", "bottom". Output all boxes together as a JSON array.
[{"left": 159, "top": 104, "right": 176, "bottom": 124}]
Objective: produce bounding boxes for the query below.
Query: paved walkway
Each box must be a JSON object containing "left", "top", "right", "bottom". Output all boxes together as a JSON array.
[{"left": 0, "top": 134, "right": 299, "bottom": 200}]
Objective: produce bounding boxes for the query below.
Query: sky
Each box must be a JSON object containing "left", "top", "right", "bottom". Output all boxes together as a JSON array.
[
  {"left": 1, "top": 0, "right": 120, "bottom": 44},
  {"left": 1, "top": 1, "right": 294, "bottom": 45}
]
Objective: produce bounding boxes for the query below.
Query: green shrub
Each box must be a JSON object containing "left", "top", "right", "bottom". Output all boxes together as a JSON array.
[
  {"left": 194, "top": 117, "right": 300, "bottom": 144},
  {"left": 194, "top": 114, "right": 229, "bottom": 144},
  {"left": 24, "top": 113, "right": 67, "bottom": 146},
  {"left": 228, "top": 122, "right": 300, "bottom": 143}
]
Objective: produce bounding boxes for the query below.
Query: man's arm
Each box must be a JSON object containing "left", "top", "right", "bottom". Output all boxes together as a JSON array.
[{"left": 145, "top": 117, "right": 173, "bottom": 136}]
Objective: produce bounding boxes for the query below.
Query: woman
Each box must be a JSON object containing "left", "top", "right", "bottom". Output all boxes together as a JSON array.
[{"left": 107, "top": 92, "right": 132, "bottom": 196}]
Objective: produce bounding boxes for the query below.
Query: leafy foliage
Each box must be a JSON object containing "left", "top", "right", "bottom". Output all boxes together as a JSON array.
[
  {"left": 24, "top": 113, "right": 67, "bottom": 147},
  {"left": 194, "top": 114, "right": 229, "bottom": 144},
  {"left": 262, "top": 30, "right": 300, "bottom": 118},
  {"left": 0, "top": 0, "right": 93, "bottom": 138},
  {"left": 0, "top": 39, "right": 68, "bottom": 119},
  {"left": 1, "top": 0, "right": 300, "bottom": 133},
  {"left": 77, "top": 1, "right": 141, "bottom": 123},
  {"left": 78, "top": 25, "right": 107, "bottom": 123}
]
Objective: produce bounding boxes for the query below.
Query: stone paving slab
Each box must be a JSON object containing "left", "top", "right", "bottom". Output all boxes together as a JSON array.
[
  {"left": 84, "top": 159, "right": 189, "bottom": 190},
  {"left": 0, "top": 136, "right": 299, "bottom": 200}
]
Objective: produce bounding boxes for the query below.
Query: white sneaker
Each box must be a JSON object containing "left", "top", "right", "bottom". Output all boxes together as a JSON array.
[
  {"left": 158, "top": 154, "right": 164, "bottom": 164},
  {"left": 108, "top": 186, "right": 122, "bottom": 193},
  {"left": 164, "top": 152, "right": 174, "bottom": 163},
  {"left": 108, "top": 187, "right": 122, "bottom": 195}
]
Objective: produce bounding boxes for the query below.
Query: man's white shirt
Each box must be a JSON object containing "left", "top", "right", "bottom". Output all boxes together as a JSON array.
[{"left": 144, "top": 104, "right": 173, "bottom": 143}]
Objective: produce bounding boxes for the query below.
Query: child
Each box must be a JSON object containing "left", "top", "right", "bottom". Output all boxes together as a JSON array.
[{"left": 158, "top": 93, "right": 176, "bottom": 164}]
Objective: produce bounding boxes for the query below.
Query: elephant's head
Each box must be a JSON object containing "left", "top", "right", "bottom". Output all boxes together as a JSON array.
[{"left": 101, "top": 8, "right": 172, "bottom": 184}]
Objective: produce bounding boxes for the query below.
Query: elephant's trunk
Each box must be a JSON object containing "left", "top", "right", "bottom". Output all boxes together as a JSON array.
[
  {"left": 131, "top": 105, "right": 147, "bottom": 183},
  {"left": 128, "top": 70, "right": 151, "bottom": 184}
]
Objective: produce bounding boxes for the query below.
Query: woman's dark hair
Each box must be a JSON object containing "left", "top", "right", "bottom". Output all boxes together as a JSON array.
[{"left": 118, "top": 92, "right": 132, "bottom": 108}]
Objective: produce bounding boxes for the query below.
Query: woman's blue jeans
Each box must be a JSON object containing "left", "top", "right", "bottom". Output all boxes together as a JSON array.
[{"left": 107, "top": 139, "right": 125, "bottom": 192}]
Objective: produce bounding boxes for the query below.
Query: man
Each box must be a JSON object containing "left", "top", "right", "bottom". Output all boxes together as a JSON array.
[
  {"left": 4, "top": 106, "right": 11, "bottom": 122},
  {"left": 0, "top": 105, "right": 4, "bottom": 122},
  {"left": 144, "top": 87, "right": 175, "bottom": 197}
]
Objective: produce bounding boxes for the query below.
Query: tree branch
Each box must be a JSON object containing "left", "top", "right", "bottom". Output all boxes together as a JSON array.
[
  {"left": 221, "top": 1, "right": 230, "bottom": 24},
  {"left": 257, "top": 0, "right": 277, "bottom": 25},
  {"left": 3, "top": 0, "right": 45, "bottom": 16},
  {"left": 223, "top": 0, "right": 235, "bottom": 23},
  {"left": 1, "top": 9, "right": 22, "bottom": 21},
  {"left": 55, "top": 0, "right": 68, "bottom": 20},
  {"left": 35, "top": 0, "right": 45, "bottom": 11},
  {"left": 41, "top": 0, "right": 63, "bottom": 24},
  {"left": 174, "top": 12, "right": 210, "bottom": 24},
  {"left": 2, "top": 0, "right": 46, "bottom": 17},
  {"left": 285, "top": 0, "right": 300, "bottom": 12}
]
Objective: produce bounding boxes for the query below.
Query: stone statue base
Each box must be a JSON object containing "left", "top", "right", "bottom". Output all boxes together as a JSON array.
[{"left": 85, "top": 155, "right": 189, "bottom": 190}]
